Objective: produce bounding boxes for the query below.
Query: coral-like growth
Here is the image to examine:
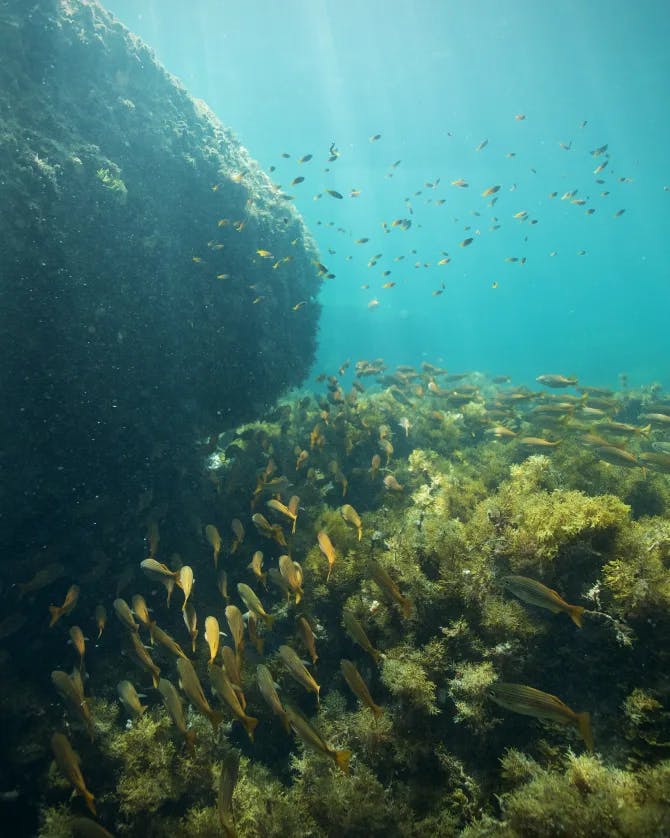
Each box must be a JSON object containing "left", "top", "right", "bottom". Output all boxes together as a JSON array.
[
  {"left": 463, "top": 753, "right": 670, "bottom": 838},
  {"left": 380, "top": 645, "right": 441, "bottom": 716},
  {"left": 448, "top": 661, "right": 498, "bottom": 730}
]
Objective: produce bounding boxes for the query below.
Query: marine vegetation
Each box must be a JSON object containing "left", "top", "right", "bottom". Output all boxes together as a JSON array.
[{"left": 2, "top": 361, "right": 667, "bottom": 836}]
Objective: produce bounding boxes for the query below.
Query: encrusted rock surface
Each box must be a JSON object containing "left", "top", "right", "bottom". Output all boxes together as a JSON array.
[{"left": 0, "top": 0, "right": 321, "bottom": 549}]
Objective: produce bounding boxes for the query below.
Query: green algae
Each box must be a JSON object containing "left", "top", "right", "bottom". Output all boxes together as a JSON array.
[
  {"left": 463, "top": 753, "right": 670, "bottom": 838},
  {"left": 25, "top": 373, "right": 670, "bottom": 836}
]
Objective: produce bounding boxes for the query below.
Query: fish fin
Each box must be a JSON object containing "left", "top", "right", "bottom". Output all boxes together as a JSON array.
[
  {"left": 48, "top": 606, "right": 61, "bottom": 627},
  {"left": 576, "top": 711, "right": 593, "bottom": 750},
  {"left": 244, "top": 715, "right": 259, "bottom": 741},
  {"left": 184, "top": 729, "right": 197, "bottom": 752},
  {"left": 280, "top": 710, "right": 291, "bottom": 734},
  {"left": 210, "top": 710, "right": 225, "bottom": 733},
  {"left": 333, "top": 749, "right": 352, "bottom": 774},
  {"left": 82, "top": 788, "right": 97, "bottom": 816},
  {"left": 569, "top": 605, "right": 586, "bottom": 628}
]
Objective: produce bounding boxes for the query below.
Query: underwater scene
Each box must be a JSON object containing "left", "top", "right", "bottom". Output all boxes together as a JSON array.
[{"left": 2, "top": 1, "right": 670, "bottom": 835}]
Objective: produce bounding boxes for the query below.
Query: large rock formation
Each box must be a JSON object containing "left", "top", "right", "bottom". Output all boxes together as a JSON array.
[{"left": 0, "top": 0, "right": 321, "bottom": 552}]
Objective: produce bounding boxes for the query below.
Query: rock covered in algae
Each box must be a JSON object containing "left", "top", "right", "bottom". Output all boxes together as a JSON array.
[
  {"left": 0, "top": 0, "right": 321, "bottom": 550},
  {"left": 462, "top": 752, "right": 670, "bottom": 838}
]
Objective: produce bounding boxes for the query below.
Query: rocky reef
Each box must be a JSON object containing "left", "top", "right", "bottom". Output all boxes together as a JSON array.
[
  {"left": 0, "top": 0, "right": 321, "bottom": 553},
  {"left": 1, "top": 362, "right": 666, "bottom": 836}
]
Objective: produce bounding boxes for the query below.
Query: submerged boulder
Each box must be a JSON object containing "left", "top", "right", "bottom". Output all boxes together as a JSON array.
[{"left": 0, "top": 0, "right": 321, "bottom": 550}]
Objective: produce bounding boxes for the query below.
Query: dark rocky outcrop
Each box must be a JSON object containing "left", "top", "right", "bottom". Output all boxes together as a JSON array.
[{"left": 0, "top": 0, "right": 321, "bottom": 553}]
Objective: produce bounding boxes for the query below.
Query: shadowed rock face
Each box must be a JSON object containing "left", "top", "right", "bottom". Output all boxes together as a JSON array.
[{"left": 0, "top": 0, "right": 321, "bottom": 551}]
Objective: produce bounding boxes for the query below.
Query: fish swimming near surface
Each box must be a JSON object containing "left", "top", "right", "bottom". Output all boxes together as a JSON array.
[{"left": 501, "top": 575, "right": 586, "bottom": 627}]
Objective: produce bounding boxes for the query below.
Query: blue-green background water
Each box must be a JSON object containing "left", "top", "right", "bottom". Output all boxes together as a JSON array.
[{"left": 106, "top": 0, "right": 670, "bottom": 390}]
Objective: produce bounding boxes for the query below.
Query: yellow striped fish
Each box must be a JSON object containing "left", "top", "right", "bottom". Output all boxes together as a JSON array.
[
  {"left": 489, "top": 682, "right": 592, "bottom": 750},
  {"left": 501, "top": 575, "right": 585, "bottom": 627}
]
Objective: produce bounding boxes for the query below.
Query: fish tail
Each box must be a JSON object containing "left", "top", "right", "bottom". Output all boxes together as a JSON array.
[
  {"left": 280, "top": 711, "right": 292, "bottom": 735},
  {"left": 576, "top": 711, "right": 593, "bottom": 751},
  {"left": 640, "top": 424, "right": 652, "bottom": 437},
  {"left": 82, "top": 788, "right": 97, "bottom": 816},
  {"left": 401, "top": 597, "right": 414, "bottom": 619},
  {"left": 210, "top": 710, "right": 225, "bottom": 733},
  {"left": 569, "top": 605, "right": 586, "bottom": 628},
  {"left": 264, "top": 614, "right": 275, "bottom": 629},
  {"left": 333, "top": 749, "right": 352, "bottom": 774},
  {"left": 48, "top": 606, "right": 61, "bottom": 627},
  {"left": 244, "top": 715, "right": 259, "bottom": 741},
  {"left": 184, "top": 729, "right": 197, "bottom": 752},
  {"left": 372, "top": 703, "right": 384, "bottom": 720},
  {"left": 151, "top": 669, "right": 161, "bottom": 689}
]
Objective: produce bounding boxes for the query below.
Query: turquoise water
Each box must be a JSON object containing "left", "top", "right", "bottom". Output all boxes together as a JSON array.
[{"left": 106, "top": 0, "right": 670, "bottom": 390}]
